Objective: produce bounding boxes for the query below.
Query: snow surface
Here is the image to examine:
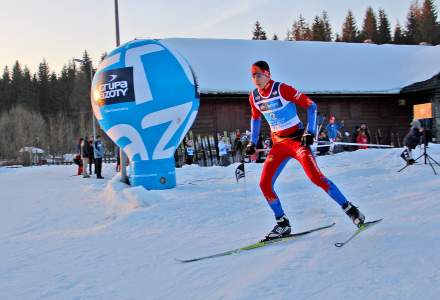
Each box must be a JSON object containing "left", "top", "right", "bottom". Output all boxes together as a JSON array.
[
  {"left": 161, "top": 38, "right": 440, "bottom": 94},
  {"left": 1, "top": 146, "right": 440, "bottom": 299}
]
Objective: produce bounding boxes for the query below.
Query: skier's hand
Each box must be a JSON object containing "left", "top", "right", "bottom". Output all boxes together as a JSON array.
[
  {"left": 301, "top": 132, "right": 314, "bottom": 147},
  {"left": 245, "top": 143, "right": 256, "bottom": 155}
]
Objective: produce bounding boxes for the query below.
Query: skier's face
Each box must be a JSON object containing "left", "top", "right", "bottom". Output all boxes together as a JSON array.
[
  {"left": 252, "top": 72, "right": 270, "bottom": 89},
  {"left": 251, "top": 65, "right": 270, "bottom": 89}
]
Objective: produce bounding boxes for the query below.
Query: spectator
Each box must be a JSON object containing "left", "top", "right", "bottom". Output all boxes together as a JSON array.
[
  {"left": 116, "top": 147, "right": 121, "bottom": 172},
  {"left": 218, "top": 136, "right": 231, "bottom": 166},
  {"left": 75, "top": 138, "right": 84, "bottom": 175},
  {"left": 232, "top": 132, "right": 243, "bottom": 163},
  {"left": 81, "top": 137, "right": 91, "bottom": 178},
  {"left": 360, "top": 123, "right": 371, "bottom": 143},
  {"left": 185, "top": 140, "right": 195, "bottom": 165},
  {"left": 93, "top": 135, "right": 105, "bottom": 179},
  {"left": 400, "top": 119, "right": 423, "bottom": 164},
  {"left": 88, "top": 136, "right": 95, "bottom": 174},
  {"left": 356, "top": 129, "right": 369, "bottom": 149},
  {"left": 325, "top": 115, "right": 344, "bottom": 153},
  {"left": 317, "top": 131, "right": 330, "bottom": 156}
]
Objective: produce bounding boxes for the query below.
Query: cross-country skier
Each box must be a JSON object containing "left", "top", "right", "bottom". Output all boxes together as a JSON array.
[{"left": 246, "top": 61, "right": 365, "bottom": 241}]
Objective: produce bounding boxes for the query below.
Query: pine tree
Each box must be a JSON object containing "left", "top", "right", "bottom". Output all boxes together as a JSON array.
[
  {"left": 377, "top": 9, "right": 392, "bottom": 44},
  {"left": 37, "top": 59, "right": 51, "bottom": 118},
  {"left": 272, "top": 34, "right": 279, "bottom": 40},
  {"left": 80, "top": 50, "right": 93, "bottom": 84},
  {"left": 311, "top": 16, "right": 326, "bottom": 41},
  {"left": 311, "top": 12, "right": 333, "bottom": 42},
  {"left": 0, "top": 67, "right": 12, "bottom": 111},
  {"left": 342, "top": 10, "right": 359, "bottom": 42},
  {"left": 58, "top": 63, "right": 76, "bottom": 114},
  {"left": 360, "top": 6, "right": 378, "bottom": 43},
  {"left": 393, "top": 22, "right": 406, "bottom": 44},
  {"left": 322, "top": 11, "right": 333, "bottom": 41},
  {"left": 21, "top": 66, "right": 37, "bottom": 111},
  {"left": 252, "top": 21, "right": 267, "bottom": 40},
  {"left": 405, "top": 1, "right": 422, "bottom": 44},
  {"left": 289, "top": 15, "right": 312, "bottom": 41},
  {"left": 11, "top": 61, "right": 24, "bottom": 107},
  {"left": 419, "top": 0, "right": 439, "bottom": 44}
]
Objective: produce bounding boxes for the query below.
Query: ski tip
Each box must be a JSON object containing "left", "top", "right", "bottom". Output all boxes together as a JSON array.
[{"left": 175, "top": 257, "right": 202, "bottom": 263}]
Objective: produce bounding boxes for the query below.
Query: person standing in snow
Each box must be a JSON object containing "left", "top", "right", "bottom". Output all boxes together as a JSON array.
[
  {"left": 81, "top": 137, "right": 91, "bottom": 178},
  {"left": 218, "top": 136, "right": 231, "bottom": 166},
  {"left": 88, "top": 136, "right": 95, "bottom": 175},
  {"left": 246, "top": 61, "right": 365, "bottom": 241},
  {"left": 93, "top": 135, "right": 105, "bottom": 179},
  {"left": 360, "top": 123, "right": 371, "bottom": 143},
  {"left": 356, "top": 129, "right": 369, "bottom": 149},
  {"left": 326, "top": 116, "right": 344, "bottom": 153},
  {"left": 400, "top": 120, "right": 423, "bottom": 165},
  {"left": 185, "top": 140, "right": 195, "bottom": 165},
  {"left": 75, "top": 138, "right": 84, "bottom": 175}
]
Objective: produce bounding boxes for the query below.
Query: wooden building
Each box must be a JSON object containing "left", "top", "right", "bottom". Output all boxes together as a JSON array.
[{"left": 162, "top": 38, "right": 440, "bottom": 143}]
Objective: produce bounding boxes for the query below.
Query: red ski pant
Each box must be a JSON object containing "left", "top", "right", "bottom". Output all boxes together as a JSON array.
[{"left": 260, "top": 138, "right": 330, "bottom": 202}]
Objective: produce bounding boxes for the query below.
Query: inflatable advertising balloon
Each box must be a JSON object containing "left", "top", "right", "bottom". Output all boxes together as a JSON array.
[{"left": 91, "top": 39, "right": 200, "bottom": 189}]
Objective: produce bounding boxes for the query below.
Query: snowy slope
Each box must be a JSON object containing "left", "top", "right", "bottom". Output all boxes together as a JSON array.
[
  {"left": 161, "top": 38, "right": 440, "bottom": 94},
  {"left": 1, "top": 146, "right": 440, "bottom": 299}
]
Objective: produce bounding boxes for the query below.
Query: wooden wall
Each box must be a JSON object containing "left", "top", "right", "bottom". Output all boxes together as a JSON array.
[{"left": 190, "top": 92, "right": 435, "bottom": 145}]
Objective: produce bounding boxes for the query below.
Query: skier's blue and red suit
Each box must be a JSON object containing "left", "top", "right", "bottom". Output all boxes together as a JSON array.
[{"left": 249, "top": 80, "right": 349, "bottom": 218}]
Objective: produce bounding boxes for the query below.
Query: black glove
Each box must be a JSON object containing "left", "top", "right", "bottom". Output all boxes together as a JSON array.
[
  {"left": 301, "top": 132, "right": 315, "bottom": 147},
  {"left": 245, "top": 143, "right": 256, "bottom": 155}
]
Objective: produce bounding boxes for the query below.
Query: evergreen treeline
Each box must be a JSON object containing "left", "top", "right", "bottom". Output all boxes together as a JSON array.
[
  {"left": 0, "top": 51, "right": 101, "bottom": 159},
  {"left": 252, "top": 0, "right": 440, "bottom": 45}
]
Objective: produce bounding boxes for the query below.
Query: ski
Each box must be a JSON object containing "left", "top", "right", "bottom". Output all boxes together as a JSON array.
[
  {"left": 176, "top": 222, "right": 336, "bottom": 263},
  {"left": 334, "top": 219, "right": 383, "bottom": 248}
]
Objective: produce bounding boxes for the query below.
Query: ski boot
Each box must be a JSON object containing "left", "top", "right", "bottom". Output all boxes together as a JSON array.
[
  {"left": 261, "top": 215, "right": 291, "bottom": 242},
  {"left": 343, "top": 202, "right": 365, "bottom": 228},
  {"left": 400, "top": 149, "right": 415, "bottom": 165}
]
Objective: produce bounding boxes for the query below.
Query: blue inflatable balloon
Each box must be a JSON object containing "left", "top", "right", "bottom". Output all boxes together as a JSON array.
[{"left": 91, "top": 39, "right": 200, "bottom": 189}]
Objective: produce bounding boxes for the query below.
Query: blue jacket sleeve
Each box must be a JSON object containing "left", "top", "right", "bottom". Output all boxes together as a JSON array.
[
  {"left": 250, "top": 118, "right": 261, "bottom": 145},
  {"left": 336, "top": 122, "right": 344, "bottom": 130},
  {"left": 307, "top": 102, "right": 317, "bottom": 135}
]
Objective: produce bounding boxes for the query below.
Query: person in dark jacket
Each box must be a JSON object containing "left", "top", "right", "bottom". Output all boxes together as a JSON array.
[
  {"left": 185, "top": 140, "right": 194, "bottom": 165},
  {"left": 93, "top": 135, "right": 105, "bottom": 179},
  {"left": 81, "top": 137, "right": 91, "bottom": 178},
  {"left": 400, "top": 120, "right": 423, "bottom": 164},
  {"left": 88, "top": 136, "right": 95, "bottom": 174},
  {"left": 317, "top": 131, "right": 330, "bottom": 156},
  {"left": 75, "top": 138, "right": 84, "bottom": 175}
]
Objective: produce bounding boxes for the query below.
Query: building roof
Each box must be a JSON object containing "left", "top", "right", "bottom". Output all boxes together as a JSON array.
[{"left": 161, "top": 38, "right": 440, "bottom": 95}]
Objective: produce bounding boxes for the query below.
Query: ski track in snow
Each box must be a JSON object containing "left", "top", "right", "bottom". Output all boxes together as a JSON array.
[{"left": 1, "top": 146, "right": 440, "bottom": 299}]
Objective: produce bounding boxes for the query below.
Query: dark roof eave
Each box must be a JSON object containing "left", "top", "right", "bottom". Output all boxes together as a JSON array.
[{"left": 400, "top": 72, "right": 440, "bottom": 94}]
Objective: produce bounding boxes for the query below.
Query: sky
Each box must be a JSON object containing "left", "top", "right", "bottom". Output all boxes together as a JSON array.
[{"left": 1, "top": 0, "right": 439, "bottom": 73}]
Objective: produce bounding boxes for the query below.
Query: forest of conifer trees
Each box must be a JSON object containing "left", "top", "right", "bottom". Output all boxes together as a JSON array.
[
  {"left": 252, "top": 1, "right": 440, "bottom": 44},
  {"left": 1, "top": 1, "right": 439, "bottom": 161},
  {"left": 0, "top": 51, "right": 102, "bottom": 160}
]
